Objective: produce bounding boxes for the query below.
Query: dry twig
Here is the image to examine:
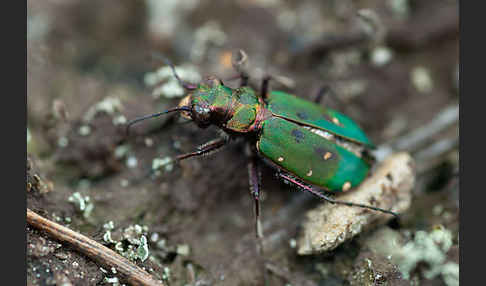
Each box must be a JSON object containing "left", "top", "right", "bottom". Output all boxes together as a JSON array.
[{"left": 26, "top": 208, "right": 165, "bottom": 286}]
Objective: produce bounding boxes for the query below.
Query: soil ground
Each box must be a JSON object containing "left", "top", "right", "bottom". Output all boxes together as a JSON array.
[{"left": 27, "top": 1, "right": 459, "bottom": 285}]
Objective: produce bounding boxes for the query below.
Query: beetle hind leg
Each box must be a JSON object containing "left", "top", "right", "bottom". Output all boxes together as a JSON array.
[{"left": 278, "top": 172, "right": 399, "bottom": 217}]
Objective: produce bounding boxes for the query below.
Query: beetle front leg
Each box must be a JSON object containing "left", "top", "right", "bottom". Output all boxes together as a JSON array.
[
  {"left": 175, "top": 137, "right": 229, "bottom": 162},
  {"left": 151, "top": 137, "right": 229, "bottom": 177}
]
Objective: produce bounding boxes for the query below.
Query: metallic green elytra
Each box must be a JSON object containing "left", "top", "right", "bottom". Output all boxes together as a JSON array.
[
  {"left": 174, "top": 82, "right": 373, "bottom": 192},
  {"left": 257, "top": 117, "right": 369, "bottom": 191},
  {"left": 266, "top": 91, "right": 374, "bottom": 147},
  {"left": 259, "top": 90, "right": 372, "bottom": 191}
]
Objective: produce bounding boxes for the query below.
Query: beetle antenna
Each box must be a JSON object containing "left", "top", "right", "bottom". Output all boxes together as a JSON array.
[
  {"left": 151, "top": 52, "right": 198, "bottom": 90},
  {"left": 126, "top": 106, "right": 191, "bottom": 136}
]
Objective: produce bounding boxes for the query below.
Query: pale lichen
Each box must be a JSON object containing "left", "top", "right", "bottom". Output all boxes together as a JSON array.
[
  {"left": 391, "top": 227, "right": 458, "bottom": 285},
  {"left": 144, "top": 65, "right": 201, "bottom": 98},
  {"left": 190, "top": 21, "right": 227, "bottom": 62},
  {"left": 106, "top": 224, "right": 151, "bottom": 263},
  {"left": 83, "top": 97, "right": 124, "bottom": 122},
  {"left": 152, "top": 157, "right": 174, "bottom": 173},
  {"left": 68, "top": 192, "right": 94, "bottom": 219},
  {"left": 146, "top": 0, "right": 199, "bottom": 39},
  {"left": 112, "top": 115, "right": 127, "bottom": 126},
  {"left": 176, "top": 244, "right": 190, "bottom": 256},
  {"left": 387, "top": 0, "right": 410, "bottom": 19},
  {"left": 125, "top": 156, "right": 138, "bottom": 168},
  {"left": 57, "top": 136, "right": 69, "bottom": 148},
  {"left": 136, "top": 236, "right": 149, "bottom": 262},
  {"left": 78, "top": 125, "right": 91, "bottom": 136},
  {"left": 114, "top": 144, "right": 130, "bottom": 159}
]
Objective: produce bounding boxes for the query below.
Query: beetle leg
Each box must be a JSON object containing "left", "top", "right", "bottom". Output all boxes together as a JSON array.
[
  {"left": 279, "top": 173, "right": 399, "bottom": 217},
  {"left": 223, "top": 73, "right": 249, "bottom": 87},
  {"left": 260, "top": 76, "right": 272, "bottom": 99},
  {"left": 248, "top": 153, "right": 264, "bottom": 255},
  {"left": 312, "top": 85, "right": 348, "bottom": 111},
  {"left": 175, "top": 137, "right": 229, "bottom": 162},
  {"left": 240, "top": 73, "right": 249, "bottom": 87},
  {"left": 313, "top": 85, "right": 331, "bottom": 104},
  {"left": 151, "top": 137, "right": 229, "bottom": 176},
  {"left": 247, "top": 149, "right": 271, "bottom": 283}
]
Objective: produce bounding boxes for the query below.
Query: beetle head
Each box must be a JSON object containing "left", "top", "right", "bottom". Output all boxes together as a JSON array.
[{"left": 178, "top": 77, "right": 232, "bottom": 128}]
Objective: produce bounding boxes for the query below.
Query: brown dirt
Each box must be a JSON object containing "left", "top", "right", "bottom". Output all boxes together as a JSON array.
[{"left": 27, "top": 1, "right": 459, "bottom": 285}]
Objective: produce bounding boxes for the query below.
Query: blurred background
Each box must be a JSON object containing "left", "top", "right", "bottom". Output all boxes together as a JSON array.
[{"left": 27, "top": 1, "right": 459, "bottom": 285}]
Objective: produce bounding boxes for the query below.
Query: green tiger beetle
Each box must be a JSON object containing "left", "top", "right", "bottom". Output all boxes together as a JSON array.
[{"left": 127, "top": 51, "right": 398, "bottom": 253}]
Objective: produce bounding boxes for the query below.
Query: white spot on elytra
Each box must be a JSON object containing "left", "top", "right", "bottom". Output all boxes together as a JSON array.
[
  {"left": 324, "top": 152, "right": 333, "bottom": 160},
  {"left": 342, "top": 182, "right": 351, "bottom": 191}
]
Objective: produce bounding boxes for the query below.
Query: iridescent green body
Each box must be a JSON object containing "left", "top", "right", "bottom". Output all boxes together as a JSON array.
[{"left": 187, "top": 83, "right": 373, "bottom": 192}]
